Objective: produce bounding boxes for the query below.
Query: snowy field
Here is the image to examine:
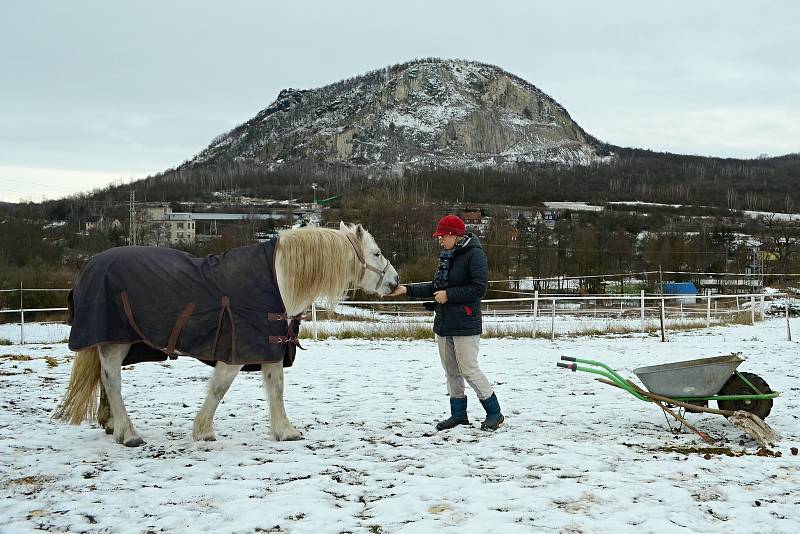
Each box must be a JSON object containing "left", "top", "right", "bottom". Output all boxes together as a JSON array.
[{"left": 1, "top": 321, "right": 799, "bottom": 533}]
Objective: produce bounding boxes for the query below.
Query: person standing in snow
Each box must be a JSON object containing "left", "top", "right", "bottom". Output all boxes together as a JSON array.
[{"left": 389, "top": 214, "right": 504, "bottom": 431}]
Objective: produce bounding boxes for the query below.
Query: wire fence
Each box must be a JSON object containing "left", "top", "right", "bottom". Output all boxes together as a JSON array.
[
  {"left": 308, "top": 290, "right": 795, "bottom": 341},
  {"left": 1, "top": 286, "right": 795, "bottom": 345}
]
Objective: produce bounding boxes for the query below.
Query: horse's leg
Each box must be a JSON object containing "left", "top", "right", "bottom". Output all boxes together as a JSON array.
[
  {"left": 262, "top": 361, "right": 303, "bottom": 441},
  {"left": 97, "top": 384, "right": 114, "bottom": 435},
  {"left": 97, "top": 343, "right": 144, "bottom": 447},
  {"left": 193, "top": 362, "right": 241, "bottom": 441}
]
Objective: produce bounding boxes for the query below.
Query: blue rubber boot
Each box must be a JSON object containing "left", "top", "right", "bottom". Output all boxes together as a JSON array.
[
  {"left": 479, "top": 393, "right": 504, "bottom": 430},
  {"left": 436, "top": 397, "right": 469, "bottom": 431}
]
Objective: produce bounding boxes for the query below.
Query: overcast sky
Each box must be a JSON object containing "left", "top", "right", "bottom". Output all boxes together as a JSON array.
[{"left": 1, "top": 1, "right": 798, "bottom": 203}]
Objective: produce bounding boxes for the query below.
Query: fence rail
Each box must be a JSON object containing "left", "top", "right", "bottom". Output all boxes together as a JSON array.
[{"left": 1, "top": 287, "right": 795, "bottom": 345}]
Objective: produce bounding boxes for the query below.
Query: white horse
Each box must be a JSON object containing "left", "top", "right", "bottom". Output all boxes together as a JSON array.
[{"left": 55, "top": 223, "right": 398, "bottom": 446}]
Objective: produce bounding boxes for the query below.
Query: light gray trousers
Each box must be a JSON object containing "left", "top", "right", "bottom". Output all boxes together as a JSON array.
[{"left": 435, "top": 334, "right": 494, "bottom": 400}]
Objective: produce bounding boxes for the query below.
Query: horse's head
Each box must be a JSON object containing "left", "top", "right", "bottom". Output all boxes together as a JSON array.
[{"left": 340, "top": 222, "right": 399, "bottom": 296}]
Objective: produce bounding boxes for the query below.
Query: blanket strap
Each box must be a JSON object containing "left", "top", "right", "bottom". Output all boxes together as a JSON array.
[
  {"left": 268, "top": 335, "right": 305, "bottom": 350},
  {"left": 121, "top": 291, "right": 157, "bottom": 348},
  {"left": 267, "top": 312, "right": 304, "bottom": 321},
  {"left": 210, "top": 296, "right": 235, "bottom": 360},
  {"left": 165, "top": 303, "right": 196, "bottom": 356}
]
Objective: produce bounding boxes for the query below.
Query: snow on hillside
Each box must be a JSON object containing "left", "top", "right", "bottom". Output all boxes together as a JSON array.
[
  {"left": 1, "top": 320, "right": 799, "bottom": 533},
  {"left": 743, "top": 210, "right": 800, "bottom": 222},
  {"left": 187, "top": 59, "right": 614, "bottom": 170},
  {"left": 543, "top": 201, "right": 604, "bottom": 212}
]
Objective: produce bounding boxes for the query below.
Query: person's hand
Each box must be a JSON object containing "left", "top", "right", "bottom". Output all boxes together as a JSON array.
[
  {"left": 434, "top": 290, "right": 448, "bottom": 304},
  {"left": 387, "top": 285, "right": 407, "bottom": 297}
]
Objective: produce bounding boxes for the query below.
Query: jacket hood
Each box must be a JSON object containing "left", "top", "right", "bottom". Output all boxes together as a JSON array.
[{"left": 455, "top": 233, "right": 482, "bottom": 253}]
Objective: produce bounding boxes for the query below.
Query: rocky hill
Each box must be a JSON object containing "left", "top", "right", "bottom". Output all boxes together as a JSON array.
[{"left": 186, "top": 58, "right": 613, "bottom": 171}]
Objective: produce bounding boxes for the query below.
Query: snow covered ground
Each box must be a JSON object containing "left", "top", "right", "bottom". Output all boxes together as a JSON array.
[{"left": 1, "top": 320, "right": 799, "bottom": 533}]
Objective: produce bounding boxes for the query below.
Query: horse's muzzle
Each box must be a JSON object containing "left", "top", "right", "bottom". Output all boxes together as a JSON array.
[{"left": 388, "top": 274, "right": 400, "bottom": 292}]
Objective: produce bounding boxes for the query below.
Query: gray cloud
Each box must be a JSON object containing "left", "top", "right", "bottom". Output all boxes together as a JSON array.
[{"left": 1, "top": 0, "right": 798, "bottom": 201}]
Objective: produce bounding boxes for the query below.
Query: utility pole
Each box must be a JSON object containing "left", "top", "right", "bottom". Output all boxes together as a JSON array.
[{"left": 129, "top": 190, "right": 136, "bottom": 245}]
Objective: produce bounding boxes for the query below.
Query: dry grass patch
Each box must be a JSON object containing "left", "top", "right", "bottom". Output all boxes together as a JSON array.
[
  {"left": 2, "top": 475, "right": 56, "bottom": 488},
  {"left": 300, "top": 323, "right": 433, "bottom": 340},
  {"left": 1, "top": 354, "right": 32, "bottom": 361},
  {"left": 295, "top": 314, "right": 768, "bottom": 340}
]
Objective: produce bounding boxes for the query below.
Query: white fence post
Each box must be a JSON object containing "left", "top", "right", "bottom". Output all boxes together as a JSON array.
[
  {"left": 551, "top": 297, "right": 556, "bottom": 341},
  {"left": 760, "top": 294, "right": 765, "bottom": 320},
  {"left": 751, "top": 295, "right": 755, "bottom": 325},
  {"left": 19, "top": 282, "right": 25, "bottom": 345},
  {"left": 786, "top": 300, "right": 792, "bottom": 342},
  {"left": 311, "top": 301, "right": 318, "bottom": 341},
  {"left": 640, "top": 290, "right": 645, "bottom": 333},
  {"left": 532, "top": 290, "right": 539, "bottom": 338},
  {"left": 706, "top": 291, "right": 711, "bottom": 328}
]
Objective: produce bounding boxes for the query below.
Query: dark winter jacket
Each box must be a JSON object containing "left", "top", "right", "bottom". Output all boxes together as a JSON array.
[{"left": 406, "top": 234, "right": 488, "bottom": 336}]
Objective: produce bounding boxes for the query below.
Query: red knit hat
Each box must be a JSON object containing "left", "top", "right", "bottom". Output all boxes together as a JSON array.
[{"left": 432, "top": 215, "right": 466, "bottom": 237}]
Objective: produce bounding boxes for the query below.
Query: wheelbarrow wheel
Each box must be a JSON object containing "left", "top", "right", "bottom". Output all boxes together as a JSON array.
[{"left": 717, "top": 372, "right": 773, "bottom": 420}]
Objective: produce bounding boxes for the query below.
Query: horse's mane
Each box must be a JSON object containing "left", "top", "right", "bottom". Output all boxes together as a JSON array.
[{"left": 276, "top": 227, "right": 361, "bottom": 314}]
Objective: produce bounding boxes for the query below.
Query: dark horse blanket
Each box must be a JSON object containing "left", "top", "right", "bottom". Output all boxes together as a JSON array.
[{"left": 68, "top": 239, "right": 300, "bottom": 370}]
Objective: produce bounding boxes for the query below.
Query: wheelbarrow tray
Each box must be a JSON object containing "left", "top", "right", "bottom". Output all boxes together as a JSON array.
[{"left": 633, "top": 354, "right": 743, "bottom": 397}]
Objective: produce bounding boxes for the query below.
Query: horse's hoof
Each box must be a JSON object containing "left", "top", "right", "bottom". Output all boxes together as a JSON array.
[
  {"left": 123, "top": 436, "right": 145, "bottom": 447},
  {"left": 271, "top": 429, "right": 304, "bottom": 441},
  {"left": 192, "top": 431, "right": 216, "bottom": 442}
]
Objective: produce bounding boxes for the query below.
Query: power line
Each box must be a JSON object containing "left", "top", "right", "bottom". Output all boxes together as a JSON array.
[{"left": 0, "top": 176, "right": 91, "bottom": 192}]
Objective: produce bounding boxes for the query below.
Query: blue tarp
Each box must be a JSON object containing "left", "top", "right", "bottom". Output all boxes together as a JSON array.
[{"left": 664, "top": 282, "right": 698, "bottom": 295}]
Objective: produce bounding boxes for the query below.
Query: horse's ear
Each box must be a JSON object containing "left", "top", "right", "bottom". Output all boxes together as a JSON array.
[
  {"left": 339, "top": 221, "right": 348, "bottom": 232},
  {"left": 356, "top": 224, "right": 364, "bottom": 239}
]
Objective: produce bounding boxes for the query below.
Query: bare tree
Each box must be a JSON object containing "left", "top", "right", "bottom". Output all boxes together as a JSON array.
[{"left": 759, "top": 214, "right": 800, "bottom": 284}]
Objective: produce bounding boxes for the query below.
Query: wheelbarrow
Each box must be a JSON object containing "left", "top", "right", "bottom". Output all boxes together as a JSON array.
[{"left": 557, "top": 354, "right": 780, "bottom": 447}]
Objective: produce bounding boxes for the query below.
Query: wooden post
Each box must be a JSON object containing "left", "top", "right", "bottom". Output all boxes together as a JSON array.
[
  {"left": 640, "top": 290, "right": 645, "bottom": 333},
  {"left": 751, "top": 295, "right": 755, "bottom": 325},
  {"left": 706, "top": 291, "right": 711, "bottom": 328},
  {"left": 786, "top": 300, "right": 792, "bottom": 342},
  {"left": 551, "top": 297, "right": 556, "bottom": 341},
  {"left": 312, "top": 301, "right": 318, "bottom": 341},
  {"left": 759, "top": 294, "right": 765, "bottom": 320},
  {"left": 532, "top": 290, "right": 539, "bottom": 338}
]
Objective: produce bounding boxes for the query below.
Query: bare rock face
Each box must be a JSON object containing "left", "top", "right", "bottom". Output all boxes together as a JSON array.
[{"left": 189, "top": 59, "right": 613, "bottom": 170}]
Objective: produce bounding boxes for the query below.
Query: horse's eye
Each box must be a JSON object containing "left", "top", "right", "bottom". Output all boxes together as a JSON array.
[{"left": 374, "top": 252, "right": 381, "bottom": 257}]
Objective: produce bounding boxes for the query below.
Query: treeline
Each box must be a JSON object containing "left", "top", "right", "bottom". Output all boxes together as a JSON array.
[
  {"left": 389, "top": 148, "right": 800, "bottom": 211},
  {"left": 54, "top": 147, "right": 800, "bottom": 214},
  {"left": 3, "top": 149, "right": 800, "bottom": 312},
  {"left": 332, "top": 188, "right": 799, "bottom": 294}
]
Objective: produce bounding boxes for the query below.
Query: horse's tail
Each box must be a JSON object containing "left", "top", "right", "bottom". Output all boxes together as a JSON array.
[{"left": 53, "top": 347, "right": 101, "bottom": 425}]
